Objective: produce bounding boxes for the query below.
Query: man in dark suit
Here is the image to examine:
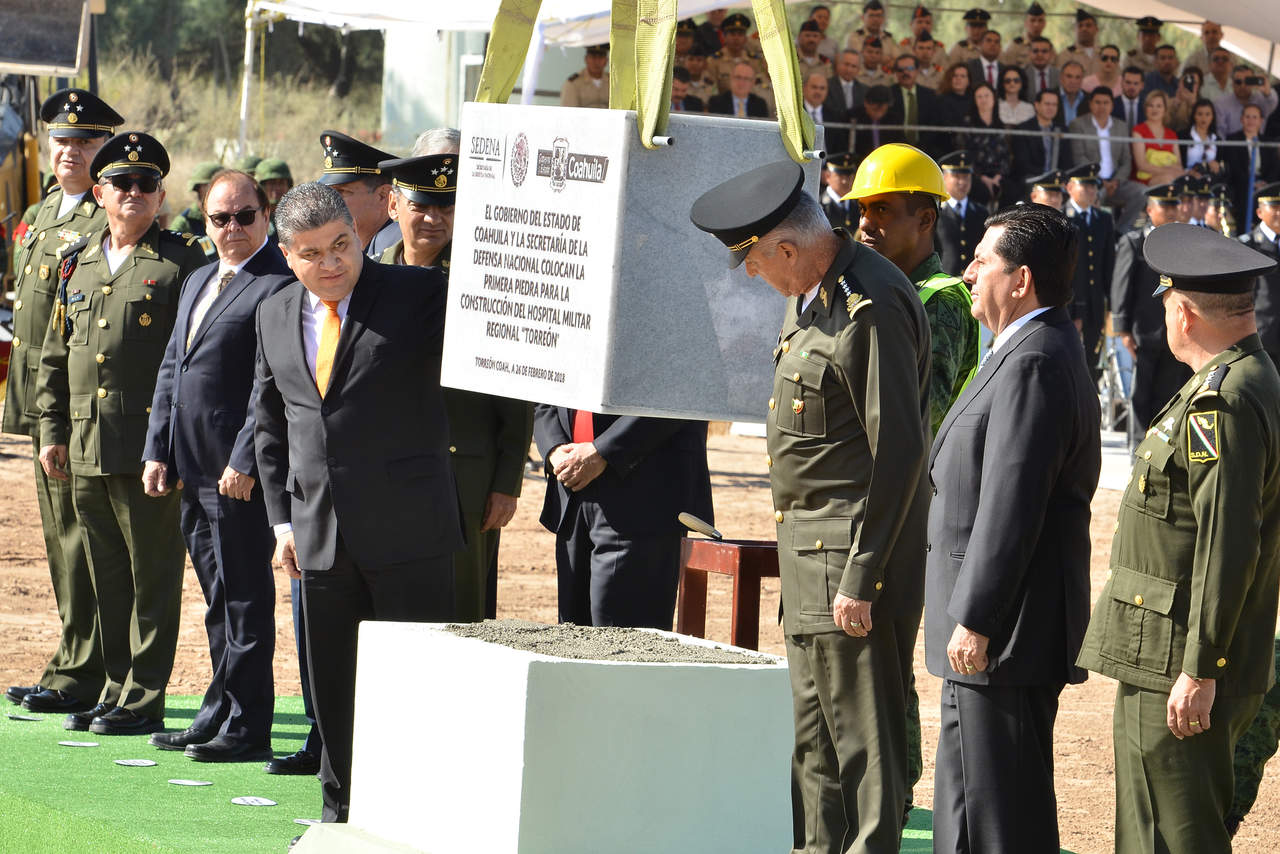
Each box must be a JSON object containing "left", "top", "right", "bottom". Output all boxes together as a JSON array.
[
  {"left": 853, "top": 86, "right": 905, "bottom": 155},
  {"left": 965, "top": 30, "right": 1011, "bottom": 93},
  {"left": 820, "top": 153, "right": 860, "bottom": 230},
  {"left": 670, "top": 66, "right": 705, "bottom": 113},
  {"left": 889, "top": 53, "right": 942, "bottom": 157},
  {"left": 707, "top": 60, "right": 769, "bottom": 118},
  {"left": 826, "top": 50, "right": 867, "bottom": 117},
  {"left": 927, "top": 204, "right": 1100, "bottom": 852},
  {"left": 254, "top": 182, "right": 463, "bottom": 823},
  {"left": 143, "top": 170, "right": 290, "bottom": 762},
  {"left": 1023, "top": 37, "right": 1059, "bottom": 98},
  {"left": 1244, "top": 182, "right": 1280, "bottom": 366},
  {"left": 936, "top": 151, "right": 988, "bottom": 276},
  {"left": 1112, "top": 184, "right": 1193, "bottom": 429},
  {"left": 1063, "top": 162, "right": 1115, "bottom": 381},
  {"left": 533, "top": 408, "right": 712, "bottom": 629},
  {"left": 1112, "top": 66, "right": 1146, "bottom": 127},
  {"left": 1012, "top": 89, "right": 1067, "bottom": 184},
  {"left": 801, "top": 69, "right": 847, "bottom": 155}
]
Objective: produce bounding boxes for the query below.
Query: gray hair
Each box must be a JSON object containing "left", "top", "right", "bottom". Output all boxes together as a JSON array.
[
  {"left": 273, "top": 182, "right": 354, "bottom": 246},
  {"left": 760, "top": 192, "right": 832, "bottom": 253},
  {"left": 411, "top": 127, "right": 461, "bottom": 156}
]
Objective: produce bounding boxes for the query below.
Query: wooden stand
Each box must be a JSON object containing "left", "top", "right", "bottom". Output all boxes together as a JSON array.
[{"left": 676, "top": 538, "right": 780, "bottom": 651}]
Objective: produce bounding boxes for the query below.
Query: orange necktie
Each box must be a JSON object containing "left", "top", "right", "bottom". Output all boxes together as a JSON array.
[{"left": 315, "top": 299, "right": 341, "bottom": 396}]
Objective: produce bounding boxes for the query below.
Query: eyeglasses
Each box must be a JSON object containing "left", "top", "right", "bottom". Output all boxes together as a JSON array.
[
  {"left": 207, "top": 208, "right": 260, "bottom": 229},
  {"left": 896, "top": 66, "right": 917, "bottom": 74},
  {"left": 106, "top": 174, "right": 159, "bottom": 194}
]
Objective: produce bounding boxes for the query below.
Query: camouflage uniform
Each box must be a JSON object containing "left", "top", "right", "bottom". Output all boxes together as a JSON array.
[{"left": 1229, "top": 633, "right": 1280, "bottom": 824}]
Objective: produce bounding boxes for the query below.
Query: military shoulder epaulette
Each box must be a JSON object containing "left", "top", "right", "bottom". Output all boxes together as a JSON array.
[
  {"left": 161, "top": 229, "right": 202, "bottom": 248},
  {"left": 568, "top": 72, "right": 580, "bottom": 81},
  {"left": 1191, "top": 363, "right": 1230, "bottom": 404}
]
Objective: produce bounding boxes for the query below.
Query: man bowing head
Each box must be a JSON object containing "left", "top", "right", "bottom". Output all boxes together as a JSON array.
[
  {"left": 926, "top": 203, "right": 1101, "bottom": 852},
  {"left": 253, "top": 182, "right": 463, "bottom": 824}
]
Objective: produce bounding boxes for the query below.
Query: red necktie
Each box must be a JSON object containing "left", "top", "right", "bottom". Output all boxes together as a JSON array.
[
  {"left": 1039, "top": 70, "right": 1047, "bottom": 92},
  {"left": 987, "top": 63, "right": 996, "bottom": 88},
  {"left": 572, "top": 409, "right": 594, "bottom": 443}
]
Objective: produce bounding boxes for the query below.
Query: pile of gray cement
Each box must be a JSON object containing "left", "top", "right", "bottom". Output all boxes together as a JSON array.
[{"left": 445, "top": 620, "right": 779, "bottom": 665}]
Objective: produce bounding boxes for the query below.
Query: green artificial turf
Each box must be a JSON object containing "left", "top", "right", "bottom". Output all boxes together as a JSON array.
[{"left": 0, "top": 695, "right": 318, "bottom": 854}]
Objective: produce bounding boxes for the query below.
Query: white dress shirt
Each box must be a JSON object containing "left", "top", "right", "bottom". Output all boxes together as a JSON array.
[
  {"left": 275, "top": 287, "right": 354, "bottom": 537},
  {"left": 991, "top": 306, "right": 1052, "bottom": 354},
  {"left": 800, "top": 281, "right": 823, "bottom": 312},
  {"left": 1092, "top": 116, "right": 1115, "bottom": 179},
  {"left": 186, "top": 238, "right": 269, "bottom": 345}
]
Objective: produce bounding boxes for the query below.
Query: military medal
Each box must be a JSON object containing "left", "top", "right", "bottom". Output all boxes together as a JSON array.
[
  {"left": 791, "top": 398, "right": 804, "bottom": 414},
  {"left": 138, "top": 313, "right": 152, "bottom": 327}
]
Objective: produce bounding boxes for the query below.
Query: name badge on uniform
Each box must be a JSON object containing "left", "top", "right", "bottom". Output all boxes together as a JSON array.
[
  {"left": 39, "top": 264, "right": 50, "bottom": 280},
  {"left": 1187, "top": 411, "right": 1220, "bottom": 464}
]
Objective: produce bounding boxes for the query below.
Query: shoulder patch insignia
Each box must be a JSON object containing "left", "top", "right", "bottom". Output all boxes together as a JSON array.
[
  {"left": 568, "top": 72, "right": 580, "bottom": 81},
  {"left": 1188, "top": 411, "right": 1220, "bottom": 464}
]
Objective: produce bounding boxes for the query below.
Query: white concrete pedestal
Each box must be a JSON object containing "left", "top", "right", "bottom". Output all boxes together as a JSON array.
[{"left": 296, "top": 623, "right": 792, "bottom": 854}]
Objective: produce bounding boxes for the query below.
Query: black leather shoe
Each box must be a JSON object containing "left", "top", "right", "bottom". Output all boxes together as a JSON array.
[
  {"left": 265, "top": 749, "right": 320, "bottom": 776},
  {"left": 150, "top": 726, "right": 215, "bottom": 751},
  {"left": 65, "top": 702, "right": 114, "bottom": 731},
  {"left": 5, "top": 684, "right": 40, "bottom": 705},
  {"left": 89, "top": 707, "right": 163, "bottom": 735},
  {"left": 185, "top": 735, "right": 273, "bottom": 763},
  {"left": 22, "top": 688, "right": 91, "bottom": 713}
]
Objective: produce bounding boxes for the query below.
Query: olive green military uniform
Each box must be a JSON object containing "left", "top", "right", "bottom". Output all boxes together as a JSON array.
[
  {"left": 709, "top": 49, "right": 762, "bottom": 95},
  {"left": 1077, "top": 336, "right": 1280, "bottom": 854},
  {"left": 382, "top": 240, "right": 533, "bottom": 620},
  {"left": 559, "top": 69, "right": 610, "bottom": 109},
  {"left": 769, "top": 232, "right": 931, "bottom": 854},
  {"left": 1229, "top": 631, "right": 1280, "bottom": 828},
  {"left": 37, "top": 223, "right": 207, "bottom": 721},
  {"left": 167, "top": 203, "right": 205, "bottom": 237},
  {"left": 1, "top": 188, "right": 104, "bottom": 704}
]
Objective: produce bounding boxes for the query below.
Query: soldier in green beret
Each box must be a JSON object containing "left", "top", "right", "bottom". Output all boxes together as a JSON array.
[
  {"left": 692, "top": 161, "right": 931, "bottom": 853},
  {"left": 37, "top": 131, "right": 208, "bottom": 736},
  {"left": 1077, "top": 223, "right": 1280, "bottom": 853},
  {"left": 3, "top": 88, "right": 122, "bottom": 715},
  {"left": 169, "top": 161, "right": 220, "bottom": 237}
]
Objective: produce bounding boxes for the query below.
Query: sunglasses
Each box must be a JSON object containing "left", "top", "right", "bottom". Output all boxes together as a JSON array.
[
  {"left": 106, "top": 174, "right": 159, "bottom": 194},
  {"left": 208, "top": 208, "right": 260, "bottom": 229},
  {"left": 1003, "top": 76, "right": 1021, "bottom": 84},
  {"left": 1100, "top": 55, "right": 1119, "bottom": 62}
]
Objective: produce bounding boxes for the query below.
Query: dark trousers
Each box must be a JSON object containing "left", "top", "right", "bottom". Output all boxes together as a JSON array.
[
  {"left": 933, "top": 679, "right": 1063, "bottom": 853},
  {"left": 301, "top": 538, "right": 453, "bottom": 823},
  {"left": 556, "top": 500, "right": 681, "bottom": 628},
  {"left": 1114, "top": 683, "right": 1261, "bottom": 854},
  {"left": 181, "top": 484, "right": 276, "bottom": 744},
  {"left": 30, "top": 437, "right": 101, "bottom": 701},
  {"left": 1132, "top": 346, "right": 1192, "bottom": 431},
  {"left": 787, "top": 617, "right": 918, "bottom": 854},
  {"left": 291, "top": 576, "right": 321, "bottom": 755},
  {"left": 73, "top": 473, "right": 185, "bottom": 719}
]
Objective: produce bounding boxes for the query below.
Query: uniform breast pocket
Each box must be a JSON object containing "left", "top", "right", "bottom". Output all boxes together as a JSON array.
[
  {"left": 1098, "top": 565, "right": 1179, "bottom": 676},
  {"left": 1123, "top": 437, "right": 1175, "bottom": 520},
  {"left": 774, "top": 352, "right": 828, "bottom": 438},
  {"left": 66, "top": 302, "right": 91, "bottom": 347},
  {"left": 122, "top": 285, "right": 172, "bottom": 342}
]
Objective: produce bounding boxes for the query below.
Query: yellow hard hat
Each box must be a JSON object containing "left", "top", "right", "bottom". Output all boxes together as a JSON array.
[{"left": 842, "top": 143, "right": 947, "bottom": 201}]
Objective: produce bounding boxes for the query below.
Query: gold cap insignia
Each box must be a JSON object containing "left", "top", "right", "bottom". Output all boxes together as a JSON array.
[
  {"left": 434, "top": 174, "right": 447, "bottom": 188},
  {"left": 324, "top": 156, "right": 333, "bottom": 169},
  {"left": 66, "top": 113, "right": 77, "bottom": 123},
  {"left": 138, "top": 313, "right": 152, "bottom": 327},
  {"left": 128, "top": 151, "right": 139, "bottom": 161},
  {"left": 791, "top": 398, "right": 804, "bottom": 414}
]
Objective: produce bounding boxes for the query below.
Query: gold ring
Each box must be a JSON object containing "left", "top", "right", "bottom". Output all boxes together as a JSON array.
[
  {"left": 851, "top": 622, "right": 862, "bottom": 628},
  {"left": 1190, "top": 720, "right": 1201, "bottom": 726}
]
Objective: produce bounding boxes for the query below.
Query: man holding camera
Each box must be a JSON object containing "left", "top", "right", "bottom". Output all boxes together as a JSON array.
[{"left": 1213, "top": 65, "right": 1277, "bottom": 137}]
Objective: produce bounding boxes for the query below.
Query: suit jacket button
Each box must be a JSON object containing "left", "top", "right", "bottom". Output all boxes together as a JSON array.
[
  {"left": 781, "top": 341, "right": 790, "bottom": 353},
  {"left": 1133, "top": 594, "right": 1143, "bottom": 606},
  {"left": 1217, "top": 657, "right": 1227, "bottom": 668},
  {"left": 97, "top": 318, "right": 108, "bottom": 328},
  {"left": 875, "top": 581, "right": 883, "bottom": 590},
  {"left": 814, "top": 539, "right": 823, "bottom": 549},
  {"left": 925, "top": 543, "right": 931, "bottom": 552},
  {"left": 449, "top": 446, "right": 457, "bottom": 453},
  {"left": 95, "top": 353, "right": 105, "bottom": 363},
  {"left": 775, "top": 510, "right": 784, "bottom": 522},
  {"left": 768, "top": 397, "right": 776, "bottom": 411},
  {"left": 145, "top": 406, "right": 151, "bottom": 413},
  {"left": 181, "top": 365, "right": 188, "bottom": 372},
  {"left": 96, "top": 387, "right": 107, "bottom": 398},
  {"left": 102, "top": 285, "right": 112, "bottom": 295}
]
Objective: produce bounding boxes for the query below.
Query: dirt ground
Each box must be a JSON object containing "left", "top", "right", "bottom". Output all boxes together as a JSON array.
[{"left": 1, "top": 428, "right": 1276, "bottom": 851}]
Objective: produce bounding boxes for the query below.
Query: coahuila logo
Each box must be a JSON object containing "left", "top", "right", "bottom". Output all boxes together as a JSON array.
[{"left": 534, "top": 137, "right": 609, "bottom": 192}]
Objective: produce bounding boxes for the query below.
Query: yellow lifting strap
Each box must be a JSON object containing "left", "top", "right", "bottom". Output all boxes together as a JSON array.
[
  {"left": 609, "top": 0, "right": 638, "bottom": 110},
  {"left": 750, "top": 0, "right": 814, "bottom": 163},
  {"left": 473, "top": 0, "right": 543, "bottom": 104},
  {"left": 630, "top": 0, "right": 678, "bottom": 148}
]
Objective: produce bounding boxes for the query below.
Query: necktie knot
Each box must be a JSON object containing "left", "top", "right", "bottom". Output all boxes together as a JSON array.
[
  {"left": 217, "top": 269, "right": 234, "bottom": 292},
  {"left": 321, "top": 299, "right": 341, "bottom": 314}
]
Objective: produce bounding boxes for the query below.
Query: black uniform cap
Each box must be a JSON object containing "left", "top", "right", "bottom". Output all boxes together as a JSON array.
[
  {"left": 690, "top": 160, "right": 806, "bottom": 269},
  {"left": 1145, "top": 182, "right": 1180, "bottom": 204},
  {"left": 863, "top": 0, "right": 884, "bottom": 11},
  {"left": 1257, "top": 181, "right": 1280, "bottom": 204},
  {"left": 1147, "top": 223, "right": 1277, "bottom": 295},
  {"left": 677, "top": 18, "right": 697, "bottom": 36},
  {"left": 1136, "top": 16, "right": 1163, "bottom": 32},
  {"left": 585, "top": 43, "right": 610, "bottom": 56},
  {"left": 1026, "top": 169, "right": 1064, "bottom": 190},
  {"left": 1208, "top": 183, "right": 1231, "bottom": 206},
  {"left": 937, "top": 150, "right": 972, "bottom": 173},
  {"left": 378, "top": 154, "right": 457, "bottom": 206},
  {"left": 825, "top": 152, "right": 859, "bottom": 175},
  {"left": 912, "top": 5, "right": 932, "bottom": 19},
  {"left": 40, "top": 88, "right": 123, "bottom": 139},
  {"left": 1190, "top": 177, "right": 1212, "bottom": 198},
  {"left": 721, "top": 13, "right": 751, "bottom": 32},
  {"left": 1026, "top": 3, "right": 1046, "bottom": 15},
  {"left": 800, "top": 20, "right": 822, "bottom": 33},
  {"left": 1076, "top": 9, "right": 1097, "bottom": 24},
  {"left": 963, "top": 8, "right": 990, "bottom": 24},
  {"left": 318, "top": 130, "right": 394, "bottom": 186},
  {"left": 90, "top": 131, "right": 169, "bottom": 181},
  {"left": 1065, "top": 161, "right": 1101, "bottom": 184},
  {"left": 688, "top": 44, "right": 710, "bottom": 58}
]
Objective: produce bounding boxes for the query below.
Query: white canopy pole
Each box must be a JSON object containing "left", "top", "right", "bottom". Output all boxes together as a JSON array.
[
  {"left": 238, "top": 3, "right": 258, "bottom": 158},
  {"left": 519, "top": 18, "right": 547, "bottom": 105}
]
